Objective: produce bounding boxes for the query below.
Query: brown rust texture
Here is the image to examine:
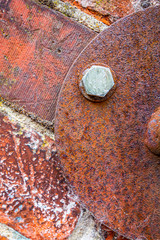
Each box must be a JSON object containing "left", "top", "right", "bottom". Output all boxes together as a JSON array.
[
  {"left": 0, "top": 111, "right": 80, "bottom": 239},
  {"left": 0, "top": 0, "right": 95, "bottom": 122},
  {"left": 55, "top": 6, "right": 160, "bottom": 240}
]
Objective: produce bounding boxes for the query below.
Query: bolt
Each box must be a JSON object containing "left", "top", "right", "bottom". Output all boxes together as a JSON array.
[
  {"left": 145, "top": 107, "right": 160, "bottom": 156},
  {"left": 79, "top": 65, "right": 115, "bottom": 102}
]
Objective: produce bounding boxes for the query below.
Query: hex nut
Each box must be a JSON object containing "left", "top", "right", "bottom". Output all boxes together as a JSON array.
[{"left": 79, "top": 65, "right": 115, "bottom": 102}]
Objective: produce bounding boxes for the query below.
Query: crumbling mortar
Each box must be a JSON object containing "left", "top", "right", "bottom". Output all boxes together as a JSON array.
[
  {"left": 68, "top": 208, "right": 105, "bottom": 240},
  {"left": 0, "top": 97, "right": 55, "bottom": 132},
  {"left": 0, "top": 98, "right": 55, "bottom": 137}
]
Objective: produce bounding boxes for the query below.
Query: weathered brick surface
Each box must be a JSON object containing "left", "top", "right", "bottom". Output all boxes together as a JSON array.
[
  {"left": 61, "top": 0, "right": 160, "bottom": 24},
  {"left": 0, "top": 109, "right": 80, "bottom": 240},
  {"left": 0, "top": 0, "right": 95, "bottom": 122},
  {"left": 75, "top": 0, "right": 134, "bottom": 19},
  {"left": 61, "top": 0, "right": 133, "bottom": 24}
]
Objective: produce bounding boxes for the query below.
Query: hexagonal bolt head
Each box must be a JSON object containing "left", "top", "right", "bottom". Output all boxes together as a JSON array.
[{"left": 79, "top": 65, "right": 115, "bottom": 102}]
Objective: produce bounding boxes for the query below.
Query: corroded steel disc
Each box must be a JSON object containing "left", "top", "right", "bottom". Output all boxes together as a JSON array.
[{"left": 55, "top": 6, "right": 160, "bottom": 240}]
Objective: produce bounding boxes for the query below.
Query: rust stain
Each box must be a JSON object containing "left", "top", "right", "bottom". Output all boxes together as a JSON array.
[
  {"left": 0, "top": 111, "right": 80, "bottom": 240},
  {"left": 0, "top": 0, "right": 96, "bottom": 121},
  {"left": 55, "top": 6, "right": 160, "bottom": 240}
]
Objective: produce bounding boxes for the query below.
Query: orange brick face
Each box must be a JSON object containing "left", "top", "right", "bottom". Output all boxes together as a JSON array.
[
  {"left": 0, "top": 236, "right": 8, "bottom": 240},
  {"left": 0, "top": 0, "right": 95, "bottom": 122}
]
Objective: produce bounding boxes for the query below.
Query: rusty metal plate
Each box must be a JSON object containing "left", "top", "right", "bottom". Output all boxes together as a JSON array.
[
  {"left": 0, "top": 0, "right": 95, "bottom": 122},
  {"left": 0, "top": 111, "right": 80, "bottom": 240},
  {"left": 55, "top": 6, "right": 160, "bottom": 240}
]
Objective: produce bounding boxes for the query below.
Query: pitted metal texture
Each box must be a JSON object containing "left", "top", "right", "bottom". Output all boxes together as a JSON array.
[{"left": 55, "top": 6, "right": 160, "bottom": 240}]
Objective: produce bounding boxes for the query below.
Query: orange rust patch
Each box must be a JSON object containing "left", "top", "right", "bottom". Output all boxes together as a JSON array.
[{"left": 0, "top": 236, "right": 8, "bottom": 240}]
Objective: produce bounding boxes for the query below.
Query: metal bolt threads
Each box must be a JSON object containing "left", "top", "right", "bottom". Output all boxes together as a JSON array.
[
  {"left": 145, "top": 107, "right": 160, "bottom": 156},
  {"left": 79, "top": 65, "right": 115, "bottom": 102}
]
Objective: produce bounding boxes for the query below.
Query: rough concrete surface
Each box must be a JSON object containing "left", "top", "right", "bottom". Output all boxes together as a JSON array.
[
  {"left": 0, "top": 223, "right": 29, "bottom": 240},
  {"left": 68, "top": 210, "right": 104, "bottom": 240}
]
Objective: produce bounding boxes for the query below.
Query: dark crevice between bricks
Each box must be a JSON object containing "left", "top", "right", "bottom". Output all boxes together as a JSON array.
[{"left": 35, "top": 0, "right": 54, "bottom": 8}]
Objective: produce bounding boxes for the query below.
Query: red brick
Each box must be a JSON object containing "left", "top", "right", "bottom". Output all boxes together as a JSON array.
[
  {"left": 75, "top": 0, "right": 133, "bottom": 18},
  {"left": 62, "top": 0, "right": 134, "bottom": 24},
  {"left": 0, "top": 0, "right": 95, "bottom": 121},
  {"left": 0, "top": 111, "right": 80, "bottom": 240}
]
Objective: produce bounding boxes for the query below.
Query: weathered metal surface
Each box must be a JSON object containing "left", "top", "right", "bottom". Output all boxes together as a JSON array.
[
  {"left": 0, "top": 0, "right": 95, "bottom": 122},
  {"left": 145, "top": 107, "right": 160, "bottom": 156},
  {"left": 0, "top": 110, "right": 80, "bottom": 240},
  {"left": 55, "top": 6, "right": 160, "bottom": 240}
]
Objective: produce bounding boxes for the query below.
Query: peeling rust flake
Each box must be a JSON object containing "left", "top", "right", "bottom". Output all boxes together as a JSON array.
[
  {"left": 0, "top": 111, "right": 80, "bottom": 240},
  {"left": 55, "top": 6, "right": 160, "bottom": 240}
]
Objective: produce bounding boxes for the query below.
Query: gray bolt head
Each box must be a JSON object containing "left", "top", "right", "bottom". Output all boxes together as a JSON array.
[{"left": 82, "top": 65, "right": 114, "bottom": 98}]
